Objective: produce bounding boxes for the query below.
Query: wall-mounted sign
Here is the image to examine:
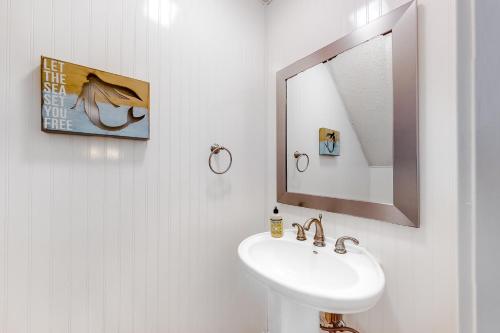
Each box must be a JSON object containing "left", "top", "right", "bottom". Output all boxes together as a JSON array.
[
  {"left": 319, "top": 127, "right": 340, "bottom": 156},
  {"left": 41, "top": 56, "right": 150, "bottom": 140}
]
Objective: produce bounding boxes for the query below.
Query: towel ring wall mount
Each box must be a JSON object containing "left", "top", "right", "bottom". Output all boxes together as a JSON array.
[
  {"left": 294, "top": 151, "right": 309, "bottom": 173},
  {"left": 209, "top": 144, "right": 233, "bottom": 174}
]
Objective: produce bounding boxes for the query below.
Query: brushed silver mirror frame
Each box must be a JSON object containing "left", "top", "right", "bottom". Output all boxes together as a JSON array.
[{"left": 276, "top": 1, "right": 419, "bottom": 227}]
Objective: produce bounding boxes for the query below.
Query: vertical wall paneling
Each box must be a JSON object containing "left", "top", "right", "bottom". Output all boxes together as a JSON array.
[
  {"left": 0, "top": 0, "right": 268, "bottom": 332},
  {"left": 0, "top": 0, "right": 9, "bottom": 332}
]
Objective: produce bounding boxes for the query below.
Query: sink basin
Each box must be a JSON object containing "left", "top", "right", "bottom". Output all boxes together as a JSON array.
[{"left": 238, "top": 230, "right": 385, "bottom": 314}]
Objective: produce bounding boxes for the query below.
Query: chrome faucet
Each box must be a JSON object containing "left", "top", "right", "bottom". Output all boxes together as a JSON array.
[
  {"left": 334, "top": 236, "right": 359, "bottom": 254},
  {"left": 303, "top": 213, "right": 325, "bottom": 247}
]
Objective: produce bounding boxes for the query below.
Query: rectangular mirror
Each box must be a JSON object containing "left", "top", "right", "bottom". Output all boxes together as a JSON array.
[
  {"left": 287, "top": 33, "right": 394, "bottom": 204},
  {"left": 277, "top": 1, "right": 419, "bottom": 227}
]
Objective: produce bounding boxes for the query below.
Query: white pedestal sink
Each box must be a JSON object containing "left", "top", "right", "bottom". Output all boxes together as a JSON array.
[{"left": 238, "top": 230, "right": 385, "bottom": 332}]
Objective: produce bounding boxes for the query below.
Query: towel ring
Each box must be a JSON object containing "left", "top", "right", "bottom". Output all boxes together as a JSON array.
[
  {"left": 209, "top": 144, "right": 233, "bottom": 174},
  {"left": 294, "top": 151, "right": 309, "bottom": 173}
]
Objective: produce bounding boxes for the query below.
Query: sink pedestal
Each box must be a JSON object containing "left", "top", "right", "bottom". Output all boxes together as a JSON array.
[
  {"left": 267, "top": 292, "right": 360, "bottom": 333},
  {"left": 268, "top": 291, "right": 319, "bottom": 333}
]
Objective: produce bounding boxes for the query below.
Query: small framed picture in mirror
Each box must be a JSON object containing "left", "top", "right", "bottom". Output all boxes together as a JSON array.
[{"left": 319, "top": 128, "right": 340, "bottom": 156}]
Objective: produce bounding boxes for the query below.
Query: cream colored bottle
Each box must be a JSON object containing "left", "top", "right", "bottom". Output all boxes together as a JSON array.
[{"left": 270, "top": 206, "right": 283, "bottom": 238}]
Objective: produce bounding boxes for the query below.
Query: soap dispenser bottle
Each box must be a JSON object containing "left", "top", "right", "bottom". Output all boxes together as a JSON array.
[{"left": 270, "top": 206, "right": 283, "bottom": 238}]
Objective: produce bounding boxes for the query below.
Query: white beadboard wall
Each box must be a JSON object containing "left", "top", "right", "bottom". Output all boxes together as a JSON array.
[
  {"left": 265, "top": 1, "right": 459, "bottom": 332},
  {"left": 0, "top": 0, "right": 268, "bottom": 333}
]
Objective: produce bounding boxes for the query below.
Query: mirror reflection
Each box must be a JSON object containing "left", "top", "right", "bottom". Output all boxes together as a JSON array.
[{"left": 286, "top": 33, "right": 394, "bottom": 204}]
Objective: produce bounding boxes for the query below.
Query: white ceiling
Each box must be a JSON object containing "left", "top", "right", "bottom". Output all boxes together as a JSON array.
[{"left": 326, "top": 34, "right": 394, "bottom": 167}]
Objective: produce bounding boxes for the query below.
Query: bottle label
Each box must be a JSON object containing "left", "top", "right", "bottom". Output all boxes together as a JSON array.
[{"left": 270, "top": 220, "right": 283, "bottom": 238}]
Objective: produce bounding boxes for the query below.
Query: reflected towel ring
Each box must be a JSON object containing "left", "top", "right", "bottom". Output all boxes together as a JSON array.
[
  {"left": 294, "top": 151, "right": 309, "bottom": 173},
  {"left": 209, "top": 144, "right": 233, "bottom": 174}
]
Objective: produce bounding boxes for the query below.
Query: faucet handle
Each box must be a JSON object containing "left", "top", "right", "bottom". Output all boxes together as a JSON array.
[
  {"left": 334, "top": 236, "right": 359, "bottom": 254},
  {"left": 292, "top": 223, "right": 307, "bottom": 241}
]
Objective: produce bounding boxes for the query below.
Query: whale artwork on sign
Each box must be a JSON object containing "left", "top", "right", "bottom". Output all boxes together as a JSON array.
[{"left": 41, "top": 56, "right": 150, "bottom": 140}]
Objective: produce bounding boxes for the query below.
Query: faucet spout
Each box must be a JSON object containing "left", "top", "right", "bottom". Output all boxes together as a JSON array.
[{"left": 303, "top": 213, "right": 325, "bottom": 247}]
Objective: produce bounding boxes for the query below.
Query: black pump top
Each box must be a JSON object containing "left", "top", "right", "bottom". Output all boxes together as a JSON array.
[{"left": 273, "top": 206, "right": 279, "bottom": 214}]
